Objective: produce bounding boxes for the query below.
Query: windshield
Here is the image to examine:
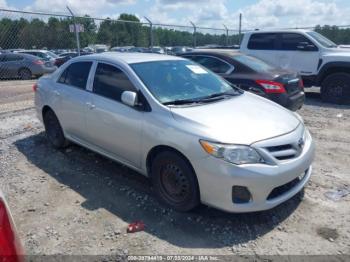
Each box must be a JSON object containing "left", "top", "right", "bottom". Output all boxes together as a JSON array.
[
  {"left": 306, "top": 31, "right": 337, "bottom": 48},
  {"left": 45, "top": 51, "right": 59, "bottom": 58},
  {"left": 234, "top": 55, "right": 274, "bottom": 72},
  {"left": 131, "top": 60, "right": 240, "bottom": 105}
]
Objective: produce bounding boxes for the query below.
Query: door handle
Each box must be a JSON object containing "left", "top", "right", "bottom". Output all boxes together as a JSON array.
[
  {"left": 86, "top": 102, "right": 96, "bottom": 109},
  {"left": 54, "top": 91, "right": 60, "bottom": 96}
]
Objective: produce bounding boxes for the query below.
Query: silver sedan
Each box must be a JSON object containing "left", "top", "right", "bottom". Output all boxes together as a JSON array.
[{"left": 34, "top": 52, "right": 315, "bottom": 213}]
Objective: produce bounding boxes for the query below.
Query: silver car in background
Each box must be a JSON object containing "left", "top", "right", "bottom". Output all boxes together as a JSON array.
[
  {"left": 0, "top": 53, "right": 56, "bottom": 79},
  {"left": 34, "top": 52, "right": 315, "bottom": 213}
]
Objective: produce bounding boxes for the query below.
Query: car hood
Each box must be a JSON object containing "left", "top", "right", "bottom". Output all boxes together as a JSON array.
[{"left": 170, "top": 92, "right": 300, "bottom": 145}]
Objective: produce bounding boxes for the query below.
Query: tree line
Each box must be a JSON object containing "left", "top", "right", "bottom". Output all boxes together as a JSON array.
[{"left": 0, "top": 12, "right": 349, "bottom": 50}]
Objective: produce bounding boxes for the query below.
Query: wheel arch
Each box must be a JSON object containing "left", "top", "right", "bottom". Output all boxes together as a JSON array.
[
  {"left": 317, "top": 62, "right": 350, "bottom": 85},
  {"left": 42, "top": 105, "right": 54, "bottom": 119},
  {"left": 146, "top": 145, "right": 197, "bottom": 179}
]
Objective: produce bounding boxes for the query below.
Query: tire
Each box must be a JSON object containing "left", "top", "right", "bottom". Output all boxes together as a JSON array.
[
  {"left": 18, "top": 68, "right": 32, "bottom": 80},
  {"left": 151, "top": 151, "right": 200, "bottom": 212},
  {"left": 321, "top": 72, "right": 350, "bottom": 104},
  {"left": 43, "top": 110, "right": 69, "bottom": 148}
]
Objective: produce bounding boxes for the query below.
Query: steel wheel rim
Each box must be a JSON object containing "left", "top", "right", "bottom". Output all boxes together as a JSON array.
[{"left": 160, "top": 164, "right": 191, "bottom": 203}]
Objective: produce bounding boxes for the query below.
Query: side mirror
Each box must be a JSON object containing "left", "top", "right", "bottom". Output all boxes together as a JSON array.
[
  {"left": 296, "top": 42, "right": 316, "bottom": 51},
  {"left": 121, "top": 91, "right": 137, "bottom": 107}
]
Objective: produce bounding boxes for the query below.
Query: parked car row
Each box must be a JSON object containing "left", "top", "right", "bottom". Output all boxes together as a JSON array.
[{"left": 34, "top": 52, "right": 315, "bottom": 213}]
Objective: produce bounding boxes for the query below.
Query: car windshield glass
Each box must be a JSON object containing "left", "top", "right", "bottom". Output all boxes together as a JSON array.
[
  {"left": 306, "top": 31, "right": 337, "bottom": 48},
  {"left": 131, "top": 60, "right": 241, "bottom": 105},
  {"left": 45, "top": 51, "right": 59, "bottom": 58},
  {"left": 234, "top": 55, "right": 274, "bottom": 72}
]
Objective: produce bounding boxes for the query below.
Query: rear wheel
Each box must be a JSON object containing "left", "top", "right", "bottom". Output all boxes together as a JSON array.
[
  {"left": 43, "top": 110, "right": 69, "bottom": 148},
  {"left": 151, "top": 151, "right": 200, "bottom": 212},
  {"left": 18, "top": 68, "right": 32, "bottom": 80},
  {"left": 321, "top": 73, "right": 350, "bottom": 104}
]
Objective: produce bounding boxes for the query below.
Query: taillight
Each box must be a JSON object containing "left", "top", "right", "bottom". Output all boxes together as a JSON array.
[
  {"left": 299, "top": 78, "right": 304, "bottom": 89},
  {"left": 0, "top": 198, "right": 23, "bottom": 261},
  {"left": 32, "top": 83, "right": 38, "bottom": 92},
  {"left": 33, "top": 60, "right": 44, "bottom": 65},
  {"left": 256, "top": 80, "right": 286, "bottom": 94}
]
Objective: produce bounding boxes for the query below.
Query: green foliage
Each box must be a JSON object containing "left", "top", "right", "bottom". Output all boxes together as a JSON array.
[
  {"left": 315, "top": 25, "right": 350, "bottom": 45},
  {"left": 0, "top": 12, "right": 239, "bottom": 49}
]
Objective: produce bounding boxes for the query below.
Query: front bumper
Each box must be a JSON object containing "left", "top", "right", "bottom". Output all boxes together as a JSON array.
[{"left": 192, "top": 125, "right": 315, "bottom": 213}]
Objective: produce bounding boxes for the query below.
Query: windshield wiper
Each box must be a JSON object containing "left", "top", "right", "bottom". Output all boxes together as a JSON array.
[
  {"left": 163, "top": 89, "right": 242, "bottom": 106},
  {"left": 163, "top": 98, "right": 203, "bottom": 105}
]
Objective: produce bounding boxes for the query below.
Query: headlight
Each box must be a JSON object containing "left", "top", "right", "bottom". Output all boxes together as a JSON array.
[{"left": 199, "top": 140, "right": 264, "bottom": 165}]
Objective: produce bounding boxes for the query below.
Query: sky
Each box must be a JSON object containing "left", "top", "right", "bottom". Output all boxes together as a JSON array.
[{"left": 1, "top": 0, "right": 350, "bottom": 31}]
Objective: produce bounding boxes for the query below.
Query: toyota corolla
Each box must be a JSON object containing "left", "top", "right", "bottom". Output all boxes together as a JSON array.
[{"left": 34, "top": 52, "right": 315, "bottom": 212}]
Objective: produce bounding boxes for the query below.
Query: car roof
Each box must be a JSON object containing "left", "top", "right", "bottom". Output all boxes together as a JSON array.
[
  {"left": 75, "top": 52, "right": 185, "bottom": 64},
  {"left": 182, "top": 49, "right": 243, "bottom": 57},
  {"left": 245, "top": 29, "right": 313, "bottom": 34}
]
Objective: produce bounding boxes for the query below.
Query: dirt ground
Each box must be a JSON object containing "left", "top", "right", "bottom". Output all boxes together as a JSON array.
[{"left": 0, "top": 80, "right": 349, "bottom": 258}]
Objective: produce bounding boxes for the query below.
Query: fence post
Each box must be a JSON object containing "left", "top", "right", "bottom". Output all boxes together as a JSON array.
[
  {"left": 239, "top": 13, "right": 242, "bottom": 45},
  {"left": 66, "top": 6, "right": 81, "bottom": 55},
  {"left": 223, "top": 24, "right": 229, "bottom": 46},
  {"left": 144, "top": 16, "right": 153, "bottom": 49},
  {"left": 190, "top": 21, "right": 196, "bottom": 48}
]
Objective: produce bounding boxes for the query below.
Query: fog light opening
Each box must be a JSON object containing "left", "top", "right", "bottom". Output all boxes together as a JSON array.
[{"left": 232, "top": 186, "right": 252, "bottom": 204}]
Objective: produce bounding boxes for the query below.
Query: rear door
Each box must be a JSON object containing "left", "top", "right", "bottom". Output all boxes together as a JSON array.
[
  {"left": 245, "top": 33, "right": 279, "bottom": 65},
  {"left": 85, "top": 62, "right": 143, "bottom": 168},
  {"left": 55, "top": 61, "right": 93, "bottom": 141}
]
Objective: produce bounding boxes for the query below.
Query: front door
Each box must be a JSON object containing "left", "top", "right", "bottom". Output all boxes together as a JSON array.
[{"left": 85, "top": 62, "right": 143, "bottom": 168}]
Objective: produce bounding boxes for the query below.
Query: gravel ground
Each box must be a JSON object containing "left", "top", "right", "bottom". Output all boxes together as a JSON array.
[{"left": 0, "top": 81, "right": 349, "bottom": 258}]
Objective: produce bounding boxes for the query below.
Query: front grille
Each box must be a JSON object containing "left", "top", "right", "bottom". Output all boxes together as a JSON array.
[
  {"left": 265, "top": 144, "right": 298, "bottom": 161},
  {"left": 267, "top": 171, "right": 307, "bottom": 200}
]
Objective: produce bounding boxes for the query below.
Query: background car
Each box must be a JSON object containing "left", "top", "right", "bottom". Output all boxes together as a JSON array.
[
  {"left": 16, "top": 49, "right": 58, "bottom": 66},
  {"left": 54, "top": 51, "right": 93, "bottom": 67},
  {"left": 0, "top": 53, "right": 56, "bottom": 79},
  {"left": 0, "top": 189, "right": 24, "bottom": 260},
  {"left": 180, "top": 49, "right": 305, "bottom": 111}
]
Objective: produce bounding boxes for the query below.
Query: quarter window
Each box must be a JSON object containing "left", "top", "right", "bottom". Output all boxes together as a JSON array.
[
  {"left": 248, "top": 33, "right": 277, "bottom": 50},
  {"left": 191, "top": 56, "right": 231, "bottom": 74},
  {"left": 58, "top": 61, "right": 92, "bottom": 89},
  {"left": 93, "top": 63, "right": 136, "bottom": 102}
]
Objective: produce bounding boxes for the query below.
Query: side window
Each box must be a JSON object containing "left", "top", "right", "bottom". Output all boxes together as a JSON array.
[
  {"left": 280, "top": 33, "right": 316, "bottom": 50},
  {"left": 248, "top": 33, "right": 277, "bottom": 50},
  {"left": 191, "top": 56, "right": 231, "bottom": 74},
  {"left": 93, "top": 63, "right": 136, "bottom": 102},
  {"left": 3, "top": 54, "right": 23, "bottom": 62},
  {"left": 58, "top": 61, "right": 92, "bottom": 89}
]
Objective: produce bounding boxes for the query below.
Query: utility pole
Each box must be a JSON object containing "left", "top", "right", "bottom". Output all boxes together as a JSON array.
[
  {"left": 223, "top": 24, "right": 229, "bottom": 46},
  {"left": 144, "top": 17, "right": 153, "bottom": 49},
  {"left": 190, "top": 21, "right": 196, "bottom": 48},
  {"left": 239, "top": 13, "right": 242, "bottom": 45},
  {"left": 67, "top": 5, "right": 80, "bottom": 55}
]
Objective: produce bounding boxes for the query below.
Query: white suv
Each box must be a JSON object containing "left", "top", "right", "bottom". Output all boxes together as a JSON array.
[{"left": 240, "top": 30, "right": 350, "bottom": 104}]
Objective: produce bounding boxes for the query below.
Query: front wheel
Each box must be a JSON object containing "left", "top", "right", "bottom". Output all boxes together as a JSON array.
[
  {"left": 151, "top": 151, "right": 200, "bottom": 212},
  {"left": 321, "top": 73, "right": 350, "bottom": 104}
]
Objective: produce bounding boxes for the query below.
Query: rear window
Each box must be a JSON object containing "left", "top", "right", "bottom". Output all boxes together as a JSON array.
[
  {"left": 58, "top": 61, "right": 92, "bottom": 89},
  {"left": 233, "top": 55, "right": 274, "bottom": 72},
  {"left": 248, "top": 33, "right": 277, "bottom": 50}
]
